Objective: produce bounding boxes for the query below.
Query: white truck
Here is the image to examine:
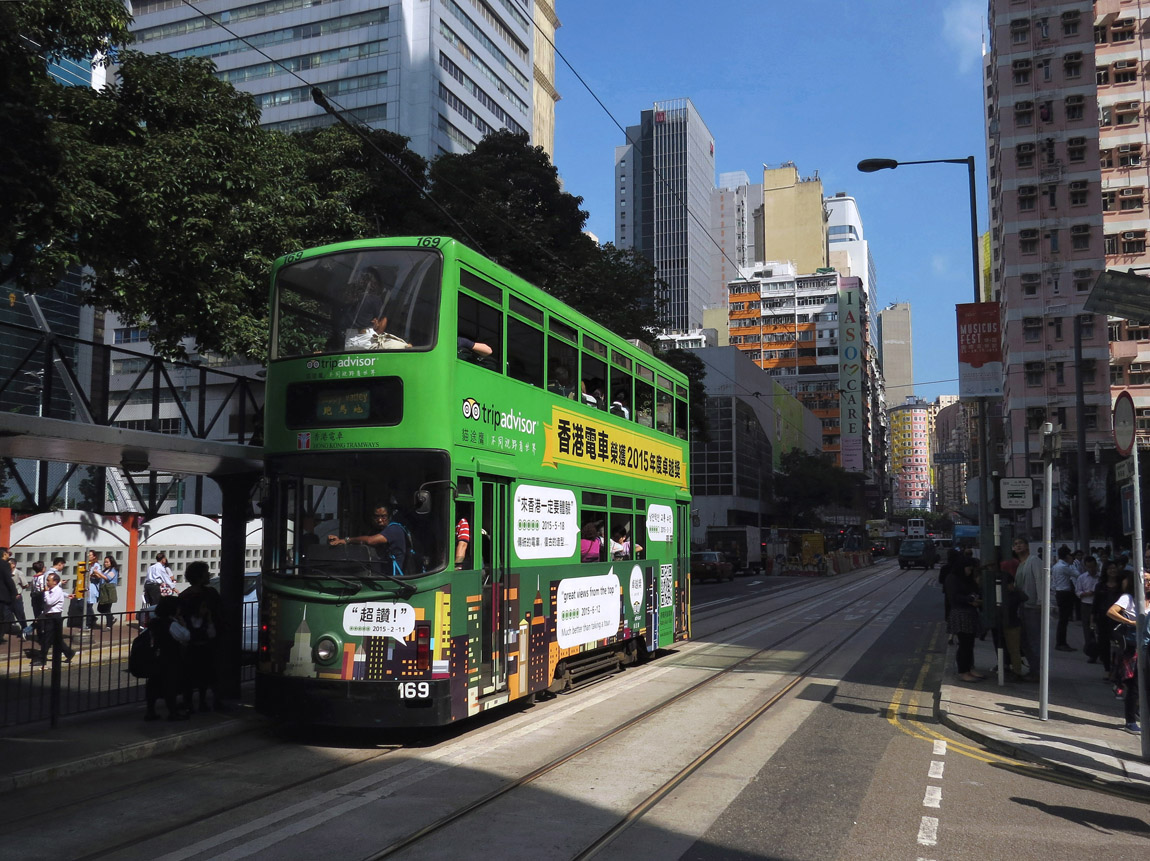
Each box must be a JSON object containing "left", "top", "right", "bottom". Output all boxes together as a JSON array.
[{"left": 705, "top": 526, "right": 764, "bottom": 576}]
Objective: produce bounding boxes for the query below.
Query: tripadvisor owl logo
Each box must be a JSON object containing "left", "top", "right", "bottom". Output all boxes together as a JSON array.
[{"left": 460, "top": 397, "right": 539, "bottom": 435}]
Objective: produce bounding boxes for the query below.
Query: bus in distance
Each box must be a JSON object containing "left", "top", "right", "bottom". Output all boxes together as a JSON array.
[{"left": 255, "top": 237, "right": 692, "bottom": 727}]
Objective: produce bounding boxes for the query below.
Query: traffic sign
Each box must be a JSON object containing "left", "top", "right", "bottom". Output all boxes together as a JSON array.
[
  {"left": 1117, "top": 457, "right": 1135, "bottom": 483},
  {"left": 999, "top": 477, "right": 1033, "bottom": 510},
  {"left": 1115, "top": 390, "right": 1136, "bottom": 457}
]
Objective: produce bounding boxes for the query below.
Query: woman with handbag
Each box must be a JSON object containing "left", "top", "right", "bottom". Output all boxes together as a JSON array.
[
  {"left": 83, "top": 549, "right": 104, "bottom": 630},
  {"left": 1106, "top": 570, "right": 1150, "bottom": 734},
  {"left": 946, "top": 557, "right": 987, "bottom": 683},
  {"left": 97, "top": 555, "right": 120, "bottom": 629}
]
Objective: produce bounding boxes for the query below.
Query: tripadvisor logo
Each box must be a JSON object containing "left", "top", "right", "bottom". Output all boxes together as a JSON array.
[
  {"left": 306, "top": 357, "right": 375, "bottom": 370},
  {"left": 461, "top": 397, "right": 538, "bottom": 435}
]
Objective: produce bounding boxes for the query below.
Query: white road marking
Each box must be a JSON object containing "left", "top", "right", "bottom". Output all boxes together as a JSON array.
[
  {"left": 932, "top": 740, "right": 947, "bottom": 756},
  {"left": 923, "top": 785, "right": 942, "bottom": 808},
  {"left": 917, "top": 816, "right": 939, "bottom": 846},
  {"left": 928, "top": 760, "right": 945, "bottom": 779}
]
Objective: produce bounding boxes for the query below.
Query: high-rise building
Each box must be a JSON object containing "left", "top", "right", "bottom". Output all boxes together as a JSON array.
[
  {"left": 726, "top": 264, "right": 882, "bottom": 482},
  {"left": 878, "top": 302, "right": 913, "bottom": 401},
  {"left": 984, "top": 1, "right": 1112, "bottom": 502},
  {"left": 932, "top": 397, "right": 969, "bottom": 518},
  {"left": 888, "top": 398, "right": 932, "bottom": 511},
  {"left": 129, "top": 0, "right": 557, "bottom": 160},
  {"left": 615, "top": 98, "right": 717, "bottom": 331},
  {"left": 761, "top": 163, "right": 828, "bottom": 275},
  {"left": 713, "top": 171, "right": 762, "bottom": 310}
]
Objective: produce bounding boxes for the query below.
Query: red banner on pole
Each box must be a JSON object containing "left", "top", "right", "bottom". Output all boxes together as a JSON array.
[{"left": 956, "top": 302, "right": 1003, "bottom": 399}]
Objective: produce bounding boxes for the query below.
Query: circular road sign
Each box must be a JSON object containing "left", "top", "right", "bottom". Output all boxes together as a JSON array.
[{"left": 1115, "top": 390, "right": 1136, "bottom": 457}]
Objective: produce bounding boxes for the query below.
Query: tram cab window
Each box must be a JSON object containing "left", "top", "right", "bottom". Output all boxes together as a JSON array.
[
  {"left": 272, "top": 248, "right": 441, "bottom": 359},
  {"left": 268, "top": 451, "right": 451, "bottom": 577}
]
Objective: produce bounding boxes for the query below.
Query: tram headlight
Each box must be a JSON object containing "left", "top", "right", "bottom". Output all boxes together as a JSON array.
[{"left": 314, "top": 636, "right": 339, "bottom": 664}]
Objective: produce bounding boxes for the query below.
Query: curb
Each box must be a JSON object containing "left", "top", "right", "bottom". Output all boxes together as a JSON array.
[{"left": 2, "top": 715, "right": 260, "bottom": 793}]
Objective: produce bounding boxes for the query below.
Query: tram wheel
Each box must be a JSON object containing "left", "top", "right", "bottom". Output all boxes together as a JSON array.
[{"left": 548, "top": 661, "right": 571, "bottom": 694}]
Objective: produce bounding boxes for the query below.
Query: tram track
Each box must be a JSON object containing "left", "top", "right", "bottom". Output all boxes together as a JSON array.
[
  {"left": 356, "top": 565, "right": 925, "bottom": 861},
  {"left": 43, "top": 564, "right": 920, "bottom": 861}
]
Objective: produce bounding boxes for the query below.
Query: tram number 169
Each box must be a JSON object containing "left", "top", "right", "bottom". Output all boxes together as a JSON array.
[{"left": 398, "top": 681, "right": 431, "bottom": 700}]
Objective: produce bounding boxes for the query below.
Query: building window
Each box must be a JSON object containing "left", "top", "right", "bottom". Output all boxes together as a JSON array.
[
  {"left": 1100, "top": 148, "right": 1114, "bottom": 169},
  {"left": 1046, "top": 229, "right": 1060, "bottom": 252},
  {"left": 1097, "top": 66, "right": 1110, "bottom": 85},
  {"left": 1013, "top": 58, "right": 1031, "bottom": 84},
  {"left": 1067, "top": 137, "right": 1086, "bottom": 162},
  {"left": 1014, "top": 101, "right": 1033, "bottom": 126},
  {"left": 1119, "top": 144, "right": 1143, "bottom": 166},
  {"left": 1023, "top": 317, "right": 1042, "bottom": 342},
  {"left": 1095, "top": 24, "right": 1108, "bottom": 44},
  {"left": 1025, "top": 362, "right": 1044, "bottom": 386},
  {"left": 1011, "top": 19, "right": 1030, "bottom": 44},
  {"left": 1044, "top": 183, "right": 1058, "bottom": 207},
  {"left": 1106, "top": 233, "right": 1119, "bottom": 254},
  {"left": 1103, "top": 190, "right": 1116, "bottom": 212},
  {"left": 1131, "top": 363, "right": 1150, "bottom": 385},
  {"left": 1064, "top": 53, "right": 1082, "bottom": 77},
  {"left": 1116, "top": 103, "right": 1141, "bottom": 125},
  {"left": 1069, "top": 182, "right": 1087, "bottom": 206},
  {"left": 1021, "top": 273, "right": 1040, "bottom": 296},
  {"left": 1054, "top": 362, "right": 1065, "bottom": 384},
  {"left": 1018, "top": 185, "right": 1037, "bottom": 210},
  {"left": 1115, "top": 69, "right": 1138, "bottom": 84},
  {"left": 1074, "top": 270, "right": 1093, "bottom": 293},
  {"left": 1083, "top": 405, "right": 1098, "bottom": 431},
  {"left": 1100, "top": 105, "right": 1113, "bottom": 126},
  {"left": 1064, "top": 95, "right": 1084, "bottom": 120},
  {"left": 1071, "top": 225, "right": 1090, "bottom": 249},
  {"left": 113, "top": 326, "right": 150, "bottom": 344},
  {"left": 1120, "top": 187, "right": 1144, "bottom": 209},
  {"left": 1112, "top": 19, "right": 1136, "bottom": 42},
  {"left": 1016, "top": 144, "right": 1035, "bottom": 168},
  {"left": 1020, "top": 230, "right": 1038, "bottom": 254},
  {"left": 1062, "top": 11, "right": 1080, "bottom": 37},
  {"left": 1122, "top": 231, "right": 1147, "bottom": 254},
  {"left": 1079, "top": 314, "right": 1095, "bottom": 339}
]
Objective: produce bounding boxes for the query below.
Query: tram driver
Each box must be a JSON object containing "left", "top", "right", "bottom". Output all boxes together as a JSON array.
[{"left": 328, "top": 503, "right": 409, "bottom": 573}]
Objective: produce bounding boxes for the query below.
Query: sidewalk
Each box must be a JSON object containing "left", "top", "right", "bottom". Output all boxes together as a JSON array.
[
  {"left": 939, "top": 632, "right": 1150, "bottom": 795},
  {"left": 2, "top": 632, "right": 1147, "bottom": 796}
]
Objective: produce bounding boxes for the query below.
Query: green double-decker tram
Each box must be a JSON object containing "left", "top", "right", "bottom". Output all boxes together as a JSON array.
[{"left": 256, "top": 237, "right": 691, "bottom": 726}]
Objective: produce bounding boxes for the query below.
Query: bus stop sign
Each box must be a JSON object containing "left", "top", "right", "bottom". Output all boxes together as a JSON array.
[{"left": 1114, "top": 390, "right": 1136, "bottom": 457}]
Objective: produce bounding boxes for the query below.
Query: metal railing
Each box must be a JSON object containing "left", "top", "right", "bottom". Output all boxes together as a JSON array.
[
  {"left": 0, "top": 606, "right": 258, "bottom": 727},
  {"left": 0, "top": 318, "right": 264, "bottom": 514}
]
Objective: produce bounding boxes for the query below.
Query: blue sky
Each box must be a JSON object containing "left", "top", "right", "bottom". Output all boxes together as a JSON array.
[{"left": 550, "top": 0, "right": 987, "bottom": 404}]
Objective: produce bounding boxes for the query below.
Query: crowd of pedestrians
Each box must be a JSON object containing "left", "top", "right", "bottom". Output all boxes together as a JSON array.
[
  {"left": 943, "top": 539, "right": 1146, "bottom": 735},
  {"left": 1, "top": 549, "right": 230, "bottom": 720}
]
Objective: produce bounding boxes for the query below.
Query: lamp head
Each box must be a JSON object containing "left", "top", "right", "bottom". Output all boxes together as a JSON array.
[{"left": 857, "top": 158, "right": 899, "bottom": 173}]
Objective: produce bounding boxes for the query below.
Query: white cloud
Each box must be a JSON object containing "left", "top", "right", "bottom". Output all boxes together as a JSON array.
[
  {"left": 932, "top": 254, "right": 950, "bottom": 275},
  {"left": 942, "top": 0, "right": 984, "bottom": 75}
]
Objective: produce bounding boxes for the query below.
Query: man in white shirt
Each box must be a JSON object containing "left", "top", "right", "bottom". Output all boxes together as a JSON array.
[
  {"left": 1050, "top": 546, "right": 1077, "bottom": 651},
  {"left": 33, "top": 571, "right": 75, "bottom": 667},
  {"left": 144, "top": 553, "right": 176, "bottom": 605}
]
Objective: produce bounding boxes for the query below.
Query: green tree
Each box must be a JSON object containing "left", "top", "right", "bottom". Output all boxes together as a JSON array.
[
  {"left": 774, "top": 449, "right": 863, "bottom": 528},
  {"left": 0, "top": 0, "right": 133, "bottom": 285},
  {"left": 18, "top": 52, "right": 312, "bottom": 359}
]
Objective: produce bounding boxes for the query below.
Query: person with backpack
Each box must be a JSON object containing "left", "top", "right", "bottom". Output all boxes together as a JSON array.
[
  {"left": 144, "top": 596, "right": 190, "bottom": 721},
  {"left": 327, "top": 502, "right": 409, "bottom": 575},
  {"left": 178, "top": 561, "right": 223, "bottom": 712}
]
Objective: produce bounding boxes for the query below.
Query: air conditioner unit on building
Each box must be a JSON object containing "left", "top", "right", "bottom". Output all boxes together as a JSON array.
[
  {"left": 1071, "top": 224, "right": 1091, "bottom": 233},
  {"left": 1123, "top": 231, "right": 1139, "bottom": 239},
  {"left": 1121, "top": 187, "right": 1140, "bottom": 196},
  {"left": 1115, "top": 60, "right": 1134, "bottom": 70},
  {"left": 1120, "top": 145, "right": 1134, "bottom": 152}
]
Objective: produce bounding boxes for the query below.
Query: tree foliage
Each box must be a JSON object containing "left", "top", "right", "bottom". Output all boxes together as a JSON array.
[
  {"left": 774, "top": 449, "right": 864, "bottom": 527},
  {"left": 3, "top": 13, "right": 674, "bottom": 362}
]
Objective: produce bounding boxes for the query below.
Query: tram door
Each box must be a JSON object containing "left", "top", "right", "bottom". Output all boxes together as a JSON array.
[{"left": 478, "top": 477, "right": 510, "bottom": 695}]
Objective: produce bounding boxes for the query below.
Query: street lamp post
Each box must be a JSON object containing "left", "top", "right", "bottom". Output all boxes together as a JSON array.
[{"left": 857, "top": 157, "right": 996, "bottom": 568}]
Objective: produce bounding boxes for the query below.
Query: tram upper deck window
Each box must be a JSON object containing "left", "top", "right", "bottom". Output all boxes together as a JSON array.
[{"left": 272, "top": 248, "right": 441, "bottom": 360}]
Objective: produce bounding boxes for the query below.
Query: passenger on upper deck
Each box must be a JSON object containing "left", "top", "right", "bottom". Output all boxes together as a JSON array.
[
  {"left": 548, "top": 365, "right": 577, "bottom": 399},
  {"left": 457, "top": 337, "right": 493, "bottom": 363}
]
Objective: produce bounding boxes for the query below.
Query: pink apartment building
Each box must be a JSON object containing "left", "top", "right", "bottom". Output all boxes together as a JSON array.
[{"left": 985, "top": 1, "right": 1135, "bottom": 523}]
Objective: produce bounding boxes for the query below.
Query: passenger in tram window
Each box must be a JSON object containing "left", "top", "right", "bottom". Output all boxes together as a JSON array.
[
  {"left": 548, "top": 364, "right": 577, "bottom": 399},
  {"left": 610, "top": 391, "right": 631, "bottom": 420},
  {"left": 580, "top": 521, "right": 604, "bottom": 563},
  {"left": 610, "top": 526, "right": 643, "bottom": 561},
  {"left": 455, "top": 503, "right": 473, "bottom": 570}
]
